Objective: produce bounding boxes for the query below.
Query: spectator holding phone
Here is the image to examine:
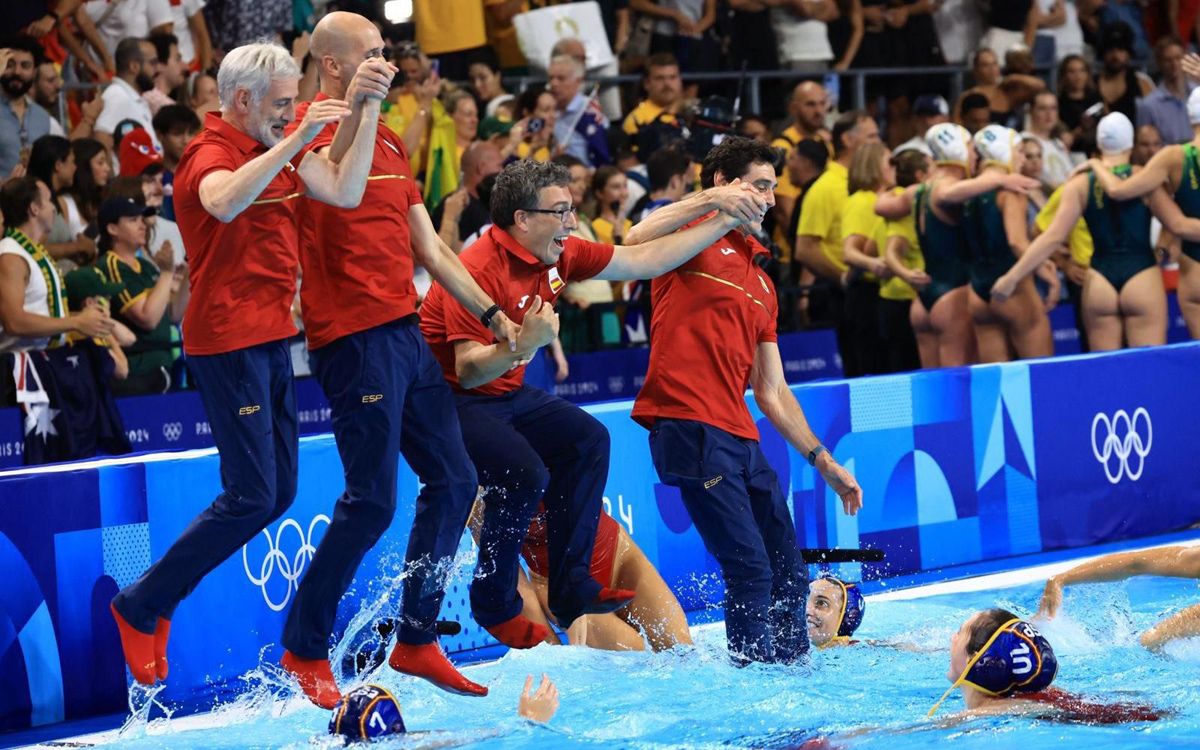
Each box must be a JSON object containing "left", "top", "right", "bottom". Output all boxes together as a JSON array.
[{"left": 506, "top": 87, "right": 557, "bottom": 163}]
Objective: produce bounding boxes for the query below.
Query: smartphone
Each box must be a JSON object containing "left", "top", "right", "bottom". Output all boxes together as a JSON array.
[
  {"left": 429, "top": 58, "right": 440, "bottom": 77},
  {"left": 527, "top": 117, "right": 545, "bottom": 134}
]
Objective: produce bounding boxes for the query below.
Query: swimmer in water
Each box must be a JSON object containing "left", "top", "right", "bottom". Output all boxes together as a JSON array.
[
  {"left": 806, "top": 575, "right": 866, "bottom": 648},
  {"left": 1038, "top": 545, "right": 1200, "bottom": 651},
  {"left": 472, "top": 500, "right": 693, "bottom": 651},
  {"left": 931, "top": 608, "right": 1162, "bottom": 723},
  {"left": 329, "top": 674, "right": 559, "bottom": 745}
]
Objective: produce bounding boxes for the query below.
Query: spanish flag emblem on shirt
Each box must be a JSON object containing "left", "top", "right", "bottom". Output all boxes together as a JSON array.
[{"left": 548, "top": 267, "right": 564, "bottom": 294}]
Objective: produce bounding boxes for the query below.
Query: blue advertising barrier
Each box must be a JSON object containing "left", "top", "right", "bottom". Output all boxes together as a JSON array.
[
  {"left": 2, "top": 343, "right": 1199, "bottom": 732},
  {"left": 0, "top": 330, "right": 841, "bottom": 470}
]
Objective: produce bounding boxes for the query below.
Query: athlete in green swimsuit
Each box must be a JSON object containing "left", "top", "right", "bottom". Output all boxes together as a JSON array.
[
  {"left": 914, "top": 182, "right": 969, "bottom": 311},
  {"left": 1175, "top": 144, "right": 1200, "bottom": 264},
  {"left": 1081, "top": 165, "right": 1156, "bottom": 293},
  {"left": 963, "top": 190, "right": 1014, "bottom": 301}
]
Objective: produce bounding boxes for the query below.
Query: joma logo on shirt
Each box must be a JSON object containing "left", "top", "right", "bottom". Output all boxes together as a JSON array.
[{"left": 238, "top": 405, "right": 261, "bottom": 416}]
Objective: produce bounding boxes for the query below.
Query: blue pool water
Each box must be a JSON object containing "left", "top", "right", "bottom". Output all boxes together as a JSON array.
[{"left": 34, "top": 572, "right": 1200, "bottom": 749}]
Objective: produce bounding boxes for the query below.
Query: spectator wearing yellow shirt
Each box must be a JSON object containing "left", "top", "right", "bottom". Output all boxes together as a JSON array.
[
  {"left": 590, "top": 166, "right": 633, "bottom": 244},
  {"left": 795, "top": 111, "right": 880, "bottom": 377},
  {"left": 840, "top": 141, "right": 895, "bottom": 376},
  {"left": 507, "top": 88, "right": 558, "bottom": 163},
  {"left": 622, "top": 53, "right": 685, "bottom": 163},
  {"left": 413, "top": 0, "right": 489, "bottom": 80},
  {"left": 879, "top": 150, "right": 932, "bottom": 371},
  {"left": 1036, "top": 181, "right": 1094, "bottom": 351}
]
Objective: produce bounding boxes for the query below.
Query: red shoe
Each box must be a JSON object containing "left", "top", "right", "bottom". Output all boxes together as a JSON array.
[
  {"left": 281, "top": 651, "right": 341, "bottom": 709},
  {"left": 484, "top": 613, "right": 551, "bottom": 649},
  {"left": 388, "top": 642, "right": 487, "bottom": 697},
  {"left": 580, "top": 587, "right": 637, "bottom": 616},
  {"left": 154, "top": 618, "right": 171, "bottom": 681},
  {"left": 110, "top": 603, "right": 157, "bottom": 685}
]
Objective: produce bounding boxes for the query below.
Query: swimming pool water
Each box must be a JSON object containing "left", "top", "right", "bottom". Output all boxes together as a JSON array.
[{"left": 31, "top": 573, "right": 1200, "bottom": 749}]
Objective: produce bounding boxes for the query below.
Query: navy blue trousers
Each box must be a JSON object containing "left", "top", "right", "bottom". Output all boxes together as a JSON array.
[
  {"left": 113, "top": 339, "right": 298, "bottom": 632},
  {"left": 283, "top": 317, "right": 478, "bottom": 654},
  {"left": 455, "top": 385, "right": 609, "bottom": 628},
  {"left": 649, "top": 418, "right": 809, "bottom": 663}
]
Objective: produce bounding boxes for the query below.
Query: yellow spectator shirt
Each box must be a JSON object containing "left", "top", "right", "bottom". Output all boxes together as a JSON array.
[
  {"left": 881, "top": 203, "right": 925, "bottom": 301},
  {"left": 1036, "top": 186, "right": 1094, "bottom": 267},
  {"left": 796, "top": 161, "right": 850, "bottom": 274}
]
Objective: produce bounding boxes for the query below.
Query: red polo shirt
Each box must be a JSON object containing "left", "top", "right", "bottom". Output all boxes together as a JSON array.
[
  {"left": 419, "top": 226, "right": 614, "bottom": 396},
  {"left": 632, "top": 222, "right": 778, "bottom": 441},
  {"left": 175, "top": 112, "right": 304, "bottom": 355},
  {"left": 291, "top": 95, "right": 423, "bottom": 350}
]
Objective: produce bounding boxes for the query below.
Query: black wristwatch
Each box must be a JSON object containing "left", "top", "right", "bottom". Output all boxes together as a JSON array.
[
  {"left": 480, "top": 303, "right": 502, "bottom": 329},
  {"left": 806, "top": 445, "right": 828, "bottom": 467}
]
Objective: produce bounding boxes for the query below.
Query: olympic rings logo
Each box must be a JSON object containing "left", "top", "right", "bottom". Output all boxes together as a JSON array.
[
  {"left": 162, "top": 422, "right": 183, "bottom": 442},
  {"left": 241, "top": 514, "right": 331, "bottom": 611},
  {"left": 1091, "top": 408, "right": 1152, "bottom": 484}
]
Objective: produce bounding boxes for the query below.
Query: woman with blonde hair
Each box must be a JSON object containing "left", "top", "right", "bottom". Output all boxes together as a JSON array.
[{"left": 840, "top": 140, "right": 895, "bottom": 374}]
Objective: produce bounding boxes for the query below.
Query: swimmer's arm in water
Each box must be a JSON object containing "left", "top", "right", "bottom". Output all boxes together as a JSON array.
[
  {"left": 751, "top": 342, "right": 863, "bottom": 515},
  {"left": 1039, "top": 546, "right": 1200, "bottom": 618},
  {"left": 874, "top": 184, "right": 916, "bottom": 220},
  {"left": 935, "top": 171, "right": 1039, "bottom": 207},
  {"left": 1140, "top": 602, "right": 1200, "bottom": 651}
]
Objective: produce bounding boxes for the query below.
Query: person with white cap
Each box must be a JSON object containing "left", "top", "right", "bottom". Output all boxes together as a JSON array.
[
  {"left": 875, "top": 122, "right": 1038, "bottom": 366},
  {"left": 1069, "top": 85, "right": 1200, "bottom": 339},
  {"left": 961, "top": 124, "right": 1055, "bottom": 363},
  {"left": 992, "top": 112, "right": 1200, "bottom": 349}
]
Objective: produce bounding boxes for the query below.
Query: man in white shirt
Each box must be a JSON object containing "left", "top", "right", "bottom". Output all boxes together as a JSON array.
[
  {"left": 151, "top": 0, "right": 212, "bottom": 72},
  {"left": 95, "top": 38, "right": 162, "bottom": 155},
  {"left": 893, "top": 95, "right": 949, "bottom": 157},
  {"left": 83, "top": 0, "right": 172, "bottom": 58}
]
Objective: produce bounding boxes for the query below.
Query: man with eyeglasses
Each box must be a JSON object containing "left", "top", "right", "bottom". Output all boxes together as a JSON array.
[
  {"left": 275, "top": 12, "right": 518, "bottom": 708},
  {"left": 631, "top": 136, "right": 863, "bottom": 664},
  {"left": 419, "top": 158, "right": 768, "bottom": 650}
]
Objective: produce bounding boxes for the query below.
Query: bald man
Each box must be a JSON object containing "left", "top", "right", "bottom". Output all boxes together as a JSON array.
[
  {"left": 278, "top": 11, "right": 518, "bottom": 708},
  {"left": 432, "top": 140, "right": 503, "bottom": 251},
  {"left": 771, "top": 81, "right": 832, "bottom": 254}
]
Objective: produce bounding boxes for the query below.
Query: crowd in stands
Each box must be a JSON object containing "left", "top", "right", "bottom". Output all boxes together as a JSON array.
[{"left": 1, "top": 0, "right": 1199, "bottom": 462}]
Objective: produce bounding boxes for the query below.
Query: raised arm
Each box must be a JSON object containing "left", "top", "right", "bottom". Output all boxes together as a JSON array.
[
  {"left": 1039, "top": 546, "right": 1200, "bottom": 618},
  {"left": 297, "top": 60, "right": 397, "bottom": 208},
  {"left": 1090, "top": 147, "right": 1177, "bottom": 201},
  {"left": 874, "top": 184, "right": 916, "bottom": 219},
  {"left": 594, "top": 210, "right": 748, "bottom": 280},
  {"left": 624, "top": 181, "right": 763, "bottom": 245},
  {"left": 200, "top": 102, "right": 351, "bottom": 222},
  {"left": 750, "top": 341, "right": 862, "bottom": 515},
  {"left": 992, "top": 176, "right": 1085, "bottom": 300}
]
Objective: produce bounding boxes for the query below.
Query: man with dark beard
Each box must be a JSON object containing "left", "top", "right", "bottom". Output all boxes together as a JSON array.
[
  {"left": 95, "top": 38, "right": 161, "bottom": 155},
  {"left": 0, "top": 35, "right": 58, "bottom": 176}
]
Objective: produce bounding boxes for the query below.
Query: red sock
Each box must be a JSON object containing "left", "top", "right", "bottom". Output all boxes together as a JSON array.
[
  {"left": 484, "top": 614, "right": 552, "bottom": 649},
  {"left": 110, "top": 603, "right": 157, "bottom": 685},
  {"left": 581, "top": 587, "right": 636, "bottom": 615},
  {"left": 281, "top": 651, "right": 341, "bottom": 709},
  {"left": 388, "top": 642, "right": 487, "bottom": 697},
  {"left": 154, "top": 618, "right": 171, "bottom": 681}
]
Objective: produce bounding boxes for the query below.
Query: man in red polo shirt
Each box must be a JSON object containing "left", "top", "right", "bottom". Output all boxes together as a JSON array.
[
  {"left": 276, "top": 12, "right": 518, "bottom": 707},
  {"left": 631, "top": 136, "right": 863, "bottom": 665},
  {"left": 109, "top": 41, "right": 394, "bottom": 687},
  {"left": 420, "top": 159, "right": 768, "bottom": 650}
]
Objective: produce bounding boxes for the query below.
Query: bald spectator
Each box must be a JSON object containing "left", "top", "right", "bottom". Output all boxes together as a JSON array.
[
  {"left": 432, "top": 141, "right": 504, "bottom": 252},
  {"left": 771, "top": 81, "right": 830, "bottom": 254},
  {"left": 95, "top": 38, "right": 161, "bottom": 155},
  {"left": 1137, "top": 36, "right": 1195, "bottom": 146},
  {"left": 893, "top": 95, "right": 949, "bottom": 157},
  {"left": 621, "top": 53, "right": 684, "bottom": 163},
  {"left": 547, "top": 54, "right": 610, "bottom": 167}
]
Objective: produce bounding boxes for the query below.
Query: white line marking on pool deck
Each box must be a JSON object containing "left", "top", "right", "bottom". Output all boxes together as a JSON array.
[{"left": 18, "top": 535, "right": 1200, "bottom": 749}]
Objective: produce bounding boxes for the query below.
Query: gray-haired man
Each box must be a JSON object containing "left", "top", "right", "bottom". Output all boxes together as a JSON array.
[{"left": 109, "top": 41, "right": 393, "bottom": 687}]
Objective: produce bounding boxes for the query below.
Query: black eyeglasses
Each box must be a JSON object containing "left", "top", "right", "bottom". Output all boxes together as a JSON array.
[{"left": 522, "top": 206, "right": 577, "bottom": 222}]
